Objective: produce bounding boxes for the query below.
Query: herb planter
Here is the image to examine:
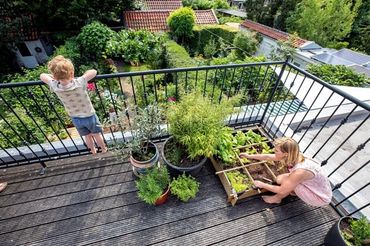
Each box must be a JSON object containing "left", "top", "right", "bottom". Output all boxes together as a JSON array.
[{"left": 211, "top": 126, "right": 288, "bottom": 205}]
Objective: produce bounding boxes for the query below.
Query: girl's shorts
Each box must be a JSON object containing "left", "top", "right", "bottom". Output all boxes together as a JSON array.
[{"left": 71, "top": 114, "right": 102, "bottom": 136}]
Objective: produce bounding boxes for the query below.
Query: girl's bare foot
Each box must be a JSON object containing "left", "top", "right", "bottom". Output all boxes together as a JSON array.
[
  {"left": 262, "top": 195, "right": 282, "bottom": 204},
  {"left": 0, "top": 182, "right": 8, "bottom": 193}
]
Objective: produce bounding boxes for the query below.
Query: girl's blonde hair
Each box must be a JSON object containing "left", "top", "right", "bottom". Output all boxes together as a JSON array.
[
  {"left": 274, "top": 137, "right": 304, "bottom": 166},
  {"left": 47, "top": 55, "right": 74, "bottom": 81}
]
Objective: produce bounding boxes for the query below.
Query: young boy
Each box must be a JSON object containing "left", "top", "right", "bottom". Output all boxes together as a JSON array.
[{"left": 40, "top": 55, "right": 107, "bottom": 154}]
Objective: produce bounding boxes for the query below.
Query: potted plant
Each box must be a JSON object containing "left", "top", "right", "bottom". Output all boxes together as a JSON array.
[
  {"left": 109, "top": 104, "right": 163, "bottom": 176},
  {"left": 163, "top": 92, "right": 234, "bottom": 176},
  {"left": 325, "top": 216, "right": 370, "bottom": 246},
  {"left": 170, "top": 173, "right": 200, "bottom": 202},
  {"left": 135, "top": 164, "right": 171, "bottom": 205}
]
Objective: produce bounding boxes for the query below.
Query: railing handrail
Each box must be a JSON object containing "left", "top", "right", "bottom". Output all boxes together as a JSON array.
[
  {"left": 287, "top": 62, "right": 370, "bottom": 112},
  {"left": 0, "top": 61, "right": 285, "bottom": 89}
]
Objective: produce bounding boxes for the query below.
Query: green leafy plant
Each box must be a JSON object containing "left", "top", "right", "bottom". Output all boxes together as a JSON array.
[
  {"left": 203, "top": 38, "right": 218, "bottom": 59},
  {"left": 170, "top": 173, "right": 200, "bottom": 202},
  {"left": 233, "top": 31, "right": 259, "bottom": 60},
  {"left": 166, "top": 92, "right": 234, "bottom": 159},
  {"left": 135, "top": 165, "right": 170, "bottom": 205},
  {"left": 110, "top": 104, "right": 164, "bottom": 161},
  {"left": 167, "top": 7, "right": 195, "bottom": 43},
  {"left": 342, "top": 217, "right": 370, "bottom": 246},
  {"left": 226, "top": 171, "right": 252, "bottom": 193},
  {"left": 307, "top": 64, "right": 368, "bottom": 87},
  {"left": 77, "top": 21, "right": 115, "bottom": 58}
]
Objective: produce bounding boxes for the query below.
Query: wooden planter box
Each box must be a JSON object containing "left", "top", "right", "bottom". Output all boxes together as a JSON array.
[{"left": 210, "top": 126, "right": 288, "bottom": 205}]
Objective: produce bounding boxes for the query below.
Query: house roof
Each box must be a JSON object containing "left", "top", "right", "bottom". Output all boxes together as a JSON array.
[
  {"left": 333, "top": 48, "right": 370, "bottom": 66},
  {"left": 142, "top": 0, "right": 182, "bottom": 10},
  {"left": 123, "top": 10, "right": 218, "bottom": 32},
  {"left": 240, "top": 19, "right": 307, "bottom": 48}
]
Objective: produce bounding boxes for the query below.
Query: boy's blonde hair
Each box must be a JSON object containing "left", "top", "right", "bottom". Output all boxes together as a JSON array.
[
  {"left": 48, "top": 55, "right": 74, "bottom": 81},
  {"left": 274, "top": 137, "right": 304, "bottom": 166}
]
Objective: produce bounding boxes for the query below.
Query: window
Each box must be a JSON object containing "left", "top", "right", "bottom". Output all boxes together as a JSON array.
[{"left": 16, "top": 43, "right": 32, "bottom": 56}]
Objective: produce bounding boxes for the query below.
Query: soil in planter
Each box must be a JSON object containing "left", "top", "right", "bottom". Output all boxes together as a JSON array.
[
  {"left": 267, "top": 161, "right": 289, "bottom": 176},
  {"left": 164, "top": 138, "right": 203, "bottom": 167},
  {"left": 132, "top": 145, "right": 156, "bottom": 161},
  {"left": 247, "top": 164, "right": 275, "bottom": 183}
]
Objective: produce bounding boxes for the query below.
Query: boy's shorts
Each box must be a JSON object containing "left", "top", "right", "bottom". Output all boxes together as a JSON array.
[{"left": 71, "top": 114, "right": 102, "bottom": 136}]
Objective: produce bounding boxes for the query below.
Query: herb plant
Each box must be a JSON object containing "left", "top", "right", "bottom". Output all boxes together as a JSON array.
[
  {"left": 226, "top": 171, "right": 251, "bottom": 193},
  {"left": 170, "top": 173, "right": 200, "bottom": 202},
  {"left": 135, "top": 165, "right": 170, "bottom": 205},
  {"left": 342, "top": 217, "right": 370, "bottom": 246}
]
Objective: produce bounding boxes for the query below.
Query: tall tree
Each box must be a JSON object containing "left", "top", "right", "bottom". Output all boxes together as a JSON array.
[
  {"left": 286, "top": 0, "right": 362, "bottom": 48},
  {"left": 348, "top": 0, "right": 369, "bottom": 53},
  {"left": 273, "top": 0, "right": 301, "bottom": 31},
  {"left": 244, "top": 0, "right": 282, "bottom": 26}
]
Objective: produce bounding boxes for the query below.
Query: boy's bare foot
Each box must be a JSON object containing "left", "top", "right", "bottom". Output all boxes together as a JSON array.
[
  {"left": 262, "top": 195, "right": 282, "bottom": 204},
  {"left": 0, "top": 182, "right": 8, "bottom": 193}
]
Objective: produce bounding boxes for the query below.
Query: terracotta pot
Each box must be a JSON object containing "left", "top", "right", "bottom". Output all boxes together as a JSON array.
[{"left": 155, "top": 187, "right": 170, "bottom": 206}]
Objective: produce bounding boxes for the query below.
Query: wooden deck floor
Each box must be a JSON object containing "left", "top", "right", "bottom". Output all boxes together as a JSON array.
[{"left": 0, "top": 153, "right": 339, "bottom": 246}]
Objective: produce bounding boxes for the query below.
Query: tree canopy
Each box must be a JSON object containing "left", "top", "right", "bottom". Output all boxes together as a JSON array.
[{"left": 286, "top": 0, "right": 362, "bottom": 48}]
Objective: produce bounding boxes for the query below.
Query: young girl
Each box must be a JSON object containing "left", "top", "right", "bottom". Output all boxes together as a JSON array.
[
  {"left": 240, "top": 137, "right": 332, "bottom": 206},
  {"left": 40, "top": 55, "right": 107, "bottom": 155}
]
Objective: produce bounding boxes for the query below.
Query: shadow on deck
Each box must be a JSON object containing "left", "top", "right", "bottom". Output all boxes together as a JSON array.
[{"left": 0, "top": 153, "right": 339, "bottom": 246}]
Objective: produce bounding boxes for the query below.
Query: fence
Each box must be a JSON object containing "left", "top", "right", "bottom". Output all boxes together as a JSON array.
[{"left": 0, "top": 60, "right": 369, "bottom": 217}]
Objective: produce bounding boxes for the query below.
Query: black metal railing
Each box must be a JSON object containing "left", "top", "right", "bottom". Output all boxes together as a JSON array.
[{"left": 0, "top": 60, "right": 369, "bottom": 218}]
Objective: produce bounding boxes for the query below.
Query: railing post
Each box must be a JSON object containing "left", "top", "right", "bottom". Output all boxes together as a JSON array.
[{"left": 260, "top": 58, "right": 290, "bottom": 124}]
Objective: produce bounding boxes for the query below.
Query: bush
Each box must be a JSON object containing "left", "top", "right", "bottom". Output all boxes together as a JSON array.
[
  {"left": 189, "top": 25, "right": 238, "bottom": 56},
  {"left": 183, "top": 0, "right": 230, "bottom": 9},
  {"left": 233, "top": 31, "right": 259, "bottom": 60},
  {"left": 307, "top": 64, "right": 368, "bottom": 87},
  {"left": 77, "top": 21, "right": 115, "bottom": 58},
  {"left": 167, "top": 7, "right": 196, "bottom": 43},
  {"left": 164, "top": 40, "right": 197, "bottom": 68}
]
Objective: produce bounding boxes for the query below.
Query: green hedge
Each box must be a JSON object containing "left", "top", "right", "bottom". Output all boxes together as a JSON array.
[
  {"left": 188, "top": 25, "right": 239, "bottom": 56},
  {"left": 164, "top": 40, "right": 197, "bottom": 68}
]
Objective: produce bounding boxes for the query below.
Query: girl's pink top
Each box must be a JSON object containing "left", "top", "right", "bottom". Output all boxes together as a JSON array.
[{"left": 290, "top": 158, "right": 332, "bottom": 207}]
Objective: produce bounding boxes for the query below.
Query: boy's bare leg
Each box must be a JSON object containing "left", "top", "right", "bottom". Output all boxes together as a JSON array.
[
  {"left": 85, "top": 134, "right": 97, "bottom": 154},
  {"left": 92, "top": 133, "right": 107, "bottom": 153}
]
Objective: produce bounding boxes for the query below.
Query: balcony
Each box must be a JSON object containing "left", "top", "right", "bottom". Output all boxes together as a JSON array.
[{"left": 0, "top": 61, "right": 369, "bottom": 245}]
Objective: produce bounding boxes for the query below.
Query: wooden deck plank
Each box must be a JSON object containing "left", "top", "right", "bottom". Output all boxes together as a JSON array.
[{"left": 0, "top": 154, "right": 340, "bottom": 246}]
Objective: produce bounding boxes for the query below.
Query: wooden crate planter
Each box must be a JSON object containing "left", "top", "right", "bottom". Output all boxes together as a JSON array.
[{"left": 210, "top": 126, "right": 288, "bottom": 205}]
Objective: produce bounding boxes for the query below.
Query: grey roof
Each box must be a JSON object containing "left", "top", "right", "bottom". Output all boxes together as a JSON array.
[
  {"left": 216, "top": 9, "right": 247, "bottom": 18},
  {"left": 311, "top": 53, "right": 354, "bottom": 66},
  {"left": 348, "top": 65, "right": 370, "bottom": 78},
  {"left": 333, "top": 48, "right": 370, "bottom": 66},
  {"left": 299, "top": 41, "right": 322, "bottom": 51}
]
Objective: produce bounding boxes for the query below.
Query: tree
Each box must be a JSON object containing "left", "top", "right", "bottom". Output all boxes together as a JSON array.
[
  {"left": 273, "top": 0, "right": 301, "bottom": 31},
  {"left": 287, "top": 0, "right": 362, "bottom": 48},
  {"left": 244, "top": 0, "right": 282, "bottom": 26},
  {"left": 348, "top": 0, "right": 369, "bottom": 53},
  {"left": 269, "top": 34, "right": 298, "bottom": 61}
]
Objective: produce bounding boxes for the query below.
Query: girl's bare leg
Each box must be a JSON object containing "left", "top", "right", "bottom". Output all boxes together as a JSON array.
[
  {"left": 92, "top": 133, "right": 107, "bottom": 153},
  {"left": 85, "top": 134, "right": 97, "bottom": 154},
  {"left": 276, "top": 173, "right": 290, "bottom": 185}
]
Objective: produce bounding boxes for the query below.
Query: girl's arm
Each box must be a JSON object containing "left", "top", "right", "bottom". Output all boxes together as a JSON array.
[
  {"left": 40, "top": 73, "right": 53, "bottom": 84},
  {"left": 239, "top": 153, "right": 279, "bottom": 161},
  {"left": 254, "top": 169, "right": 314, "bottom": 196}
]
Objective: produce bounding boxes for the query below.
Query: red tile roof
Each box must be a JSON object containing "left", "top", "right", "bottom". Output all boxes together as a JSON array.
[
  {"left": 123, "top": 10, "right": 218, "bottom": 32},
  {"left": 143, "top": 0, "right": 182, "bottom": 10},
  {"left": 241, "top": 19, "right": 307, "bottom": 48}
]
